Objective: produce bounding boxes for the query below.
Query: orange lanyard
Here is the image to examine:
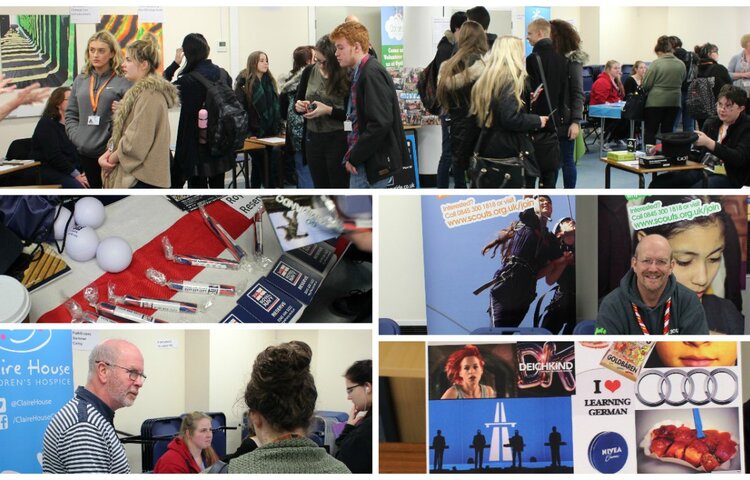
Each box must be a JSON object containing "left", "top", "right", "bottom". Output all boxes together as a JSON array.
[
  {"left": 631, "top": 297, "right": 671, "bottom": 335},
  {"left": 89, "top": 72, "right": 115, "bottom": 114}
]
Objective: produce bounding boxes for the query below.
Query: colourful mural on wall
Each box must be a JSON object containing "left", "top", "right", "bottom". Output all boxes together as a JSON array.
[
  {"left": 0, "top": 14, "right": 77, "bottom": 88},
  {"left": 97, "top": 15, "right": 164, "bottom": 74}
]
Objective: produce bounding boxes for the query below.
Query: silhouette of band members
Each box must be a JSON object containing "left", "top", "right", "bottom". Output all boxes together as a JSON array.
[
  {"left": 471, "top": 429, "right": 488, "bottom": 469},
  {"left": 431, "top": 430, "right": 448, "bottom": 471},
  {"left": 504, "top": 430, "right": 525, "bottom": 467}
]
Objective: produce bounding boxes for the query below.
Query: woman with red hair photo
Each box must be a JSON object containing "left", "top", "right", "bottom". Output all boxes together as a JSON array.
[{"left": 440, "top": 345, "right": 496, "bottom": 399}]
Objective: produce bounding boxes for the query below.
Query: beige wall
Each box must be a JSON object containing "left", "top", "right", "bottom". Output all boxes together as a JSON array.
[{"left": 71, "top": 328, "right": 371, "bottom": 472}]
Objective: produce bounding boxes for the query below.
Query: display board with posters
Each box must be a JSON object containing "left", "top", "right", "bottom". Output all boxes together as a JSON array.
[
  {"left": 422, "top": 195, "right": 576, "bottom": 334},
  {"left": 428, "top": 340, "right": 743, "bottom": 474}
]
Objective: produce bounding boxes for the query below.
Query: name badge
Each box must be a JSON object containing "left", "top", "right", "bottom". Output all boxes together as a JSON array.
[
  {"left": 87, "top": 115, "right": 101, "bottom": 126},
  {"left": 344, "top": 120, "right": 353, "bottom": 132}
]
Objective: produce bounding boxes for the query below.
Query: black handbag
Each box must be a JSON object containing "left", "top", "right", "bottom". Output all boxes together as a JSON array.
[
  {"left": 621, "top": 86, "right": 646, "bottom": 120},
  {"left": 531, "top": 55, "right": 562, "bottom": 174},
  {"left": 468, "top": 118, "right": 538, "bottom": 188}
]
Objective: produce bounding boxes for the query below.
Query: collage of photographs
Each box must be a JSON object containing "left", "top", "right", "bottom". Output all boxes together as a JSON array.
[{"left": 2, "top": 3, "right": 750, "bottom": 479}]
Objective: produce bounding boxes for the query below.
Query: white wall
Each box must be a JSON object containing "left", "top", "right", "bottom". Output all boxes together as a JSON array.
[{"left": 379, "top": 195, "right": 426, "bottom": 324}]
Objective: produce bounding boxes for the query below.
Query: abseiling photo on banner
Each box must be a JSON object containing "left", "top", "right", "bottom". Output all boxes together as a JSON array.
[
  {"left": 422, "top": 195, "right": 576, "bottom": 334},
  {"left": 597, "top": 195, "right": 747, "bottom": 335},
  {"left": 0, "top": 14, "right": 77, "bottom": 88},
  {"left": 0, "top": 330, "right": 73, "bottom": 473},
  {"left": 572, "top": 341, "right": 742, "bottom": 474},
  {"left": 428, "top": 342, "right": 576, "bottom": 473}
]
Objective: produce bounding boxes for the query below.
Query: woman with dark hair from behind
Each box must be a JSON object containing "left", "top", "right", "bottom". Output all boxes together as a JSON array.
[
  {"left": 29, "top": 87, "right": 89, "bottom": 188},
  {"left": 693, "top": 42, "right": 734, "bottom": 129},
  {"left": 229, "top": 342, "right": 350, "bottom": 473},
  {"left": 334, "top": 360, "right": 372, "bottom": 473},
  {"left": 641, "top": 35, "right": 686, "bottom": 145},
  {"left": 436, "top": 20, "right": 488, "bottom": 189},
  {"left": 163, "top": 33, "right": 235, "bottom": 188},
  {"left": 279, "top": 45, "right": 315, "bottom": 188},
  {"left": 293, "top": 35, "right": 352, "bottom": 188},
  {"left": 550, "top": 19, "right": 588, "bottom": 188}
]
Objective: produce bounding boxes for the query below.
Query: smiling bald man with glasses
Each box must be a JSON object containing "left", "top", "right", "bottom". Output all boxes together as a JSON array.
[{"left": 42, "top": 339, "right": 145, "bottom": 473}]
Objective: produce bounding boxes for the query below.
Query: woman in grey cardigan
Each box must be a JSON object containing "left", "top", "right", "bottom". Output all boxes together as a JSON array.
[
  {"left": 641, "top": 35, "right": 686, "bottom": 145},
  {"left": 65, "top": 31, "right": 131, "bottom": 188},
  {"left": 727, "top": 33, "right": 750, "bottom": 95}
]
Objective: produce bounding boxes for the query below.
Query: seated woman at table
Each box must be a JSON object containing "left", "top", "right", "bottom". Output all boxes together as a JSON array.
[
  {"left": 650, "top": 85, "right": 750, "bottom": 188},
  {"left": 590, "top": 60, "right": 628, "bottom": 146},
  {"left": 153, "top": 411, "right": 219, "bottom": 473},
  {"left": 335, "top": 360, "right": 373, "bottom": 473},
  {"left": 624, "top": 60, "right": 647, "bottom": 95},
  {"left": 29, "top": 87, "right": 89, "bottom": 188},
  {"left": 235, "top": 51, "right": 283, "bottom": 188}
]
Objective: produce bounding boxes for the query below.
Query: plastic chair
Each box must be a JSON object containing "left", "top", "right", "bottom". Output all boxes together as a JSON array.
[
  {"left": 470, "top": 327, "right": 553, "bottom": 335},
  {"left": 572, "top": 320, "right": 597, "bottom": 334},
  {"left": 5, "top": 138, "right": 32, "bottom": 160},
  {"left": 379, "top": 318, "right": 400, "bottom": 335}
]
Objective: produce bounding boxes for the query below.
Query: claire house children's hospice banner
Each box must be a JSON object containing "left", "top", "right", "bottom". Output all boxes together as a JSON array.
[{"left": 0, "top": 330, "right": 73, "bottom": 473}]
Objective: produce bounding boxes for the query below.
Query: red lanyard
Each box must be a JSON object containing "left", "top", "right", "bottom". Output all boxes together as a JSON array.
[
  {"left": 89, "top": 72, "right": 115, "bottom": 114},
  {"left": 631, "top": 297, "right": 671, "bottom": 335}
]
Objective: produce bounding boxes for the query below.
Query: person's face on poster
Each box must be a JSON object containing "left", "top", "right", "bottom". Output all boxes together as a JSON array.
[
  {"left": 632, "top": 240, "right": 674, "bottom": 296},
  {"left": 534, "top": 196, "right": 553, "bottom": 220},
  {"left": 654, "top": 341, "right": 737, "bottom": 367},
  {"left": 665, "top": 221, "right": 724, "bottom": 300},
  {"left": 458, "top": 355, "right": 484, "bottom": 388}
]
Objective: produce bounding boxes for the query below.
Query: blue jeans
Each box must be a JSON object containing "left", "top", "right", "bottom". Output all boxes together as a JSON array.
[
  {"left": 558, "top": 137, "right": 576, "bottom": 188},
  {"left": 349, "top": 168, "right": 392, "bottom": 188},
  {"left": 437, "top": 116, "right": 451, "bottom": 188},
  {"left": 674, "top": 91, "right": 695, "bottom": 133},
  {"left": 294, "top": 151, "right": 314, "bottom": 188}
]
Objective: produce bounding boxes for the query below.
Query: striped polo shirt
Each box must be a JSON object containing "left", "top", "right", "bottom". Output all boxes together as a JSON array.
[{"left": 42, "top": 386, "right": 130, "bottom": 473}]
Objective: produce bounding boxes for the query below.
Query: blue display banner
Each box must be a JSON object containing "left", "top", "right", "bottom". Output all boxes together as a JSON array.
[
  {"left": 381, "top": 6, "right": 404, "bottom": 68},
  {"left": 525, "top": 6, "right": 551, "bottom": 56},
  {"left": 0, "top": 330, "right": 73, "bottom": 473}
]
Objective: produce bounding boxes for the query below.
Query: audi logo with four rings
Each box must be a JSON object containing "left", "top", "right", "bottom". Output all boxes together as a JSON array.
[{"left": 635, "top": 368, "right": 738, "bottom": 407}]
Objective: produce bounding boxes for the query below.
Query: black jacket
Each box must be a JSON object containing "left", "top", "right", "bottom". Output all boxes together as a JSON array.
[
  {"left": 702, "top": 113, "right": 750, "bottom": 186},
  {"left": 526, "top": 38, "right": 567, "bottom": 133},
  {"left": 348, "top": 56, "right": 407, "bottom": 183},
  {"left": 292, "top": 64, "right": 349, "bottom": 161},
  {"left": 461, "top": 85, "right": 542, "bottom": 161},
  {"left": 437, "top": 53, "right": 484, "bottom": 159},
  {"left": 560, "top": 50, "right": 588, "bottom": 129},
  {"left": 697, "top": 61, "right": 733, "bottom": 99},
  {"left": 30, "top": 116, "right": 79, "bottom": 175},
  {"left": 164, "top": 59, "right": 235, "bottom": 179},
  {"left": 334, "top": 411, "right": 372, "bottom": 473}
]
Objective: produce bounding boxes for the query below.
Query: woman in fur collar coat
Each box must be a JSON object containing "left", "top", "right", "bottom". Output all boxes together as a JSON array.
[
  {"left": 436, "top": 21, "right": 488, "bottom": 189},
  {"left": 99, "top": 34, "right": 178, "bottom": 188}
]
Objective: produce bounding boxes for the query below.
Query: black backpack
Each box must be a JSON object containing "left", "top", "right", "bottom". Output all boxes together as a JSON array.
[
  {"left": 686, "top": 76, "right": 716, "bottom": 119},
  {"left": 190, "top": 70, "right": 249, "bottom": 157},
  {"left": 417, "top": 58, "right": 441, "bottom": 115}
]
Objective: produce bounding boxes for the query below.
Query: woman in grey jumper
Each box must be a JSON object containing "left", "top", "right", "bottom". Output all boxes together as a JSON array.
[{"left": 65, "top": 31, "right": 131, "bottom": 188}]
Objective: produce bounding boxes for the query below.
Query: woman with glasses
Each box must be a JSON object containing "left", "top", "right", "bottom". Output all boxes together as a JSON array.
[
  {"left": 335, "top": 360, "right": 372, "bottom": 473},
  {"left": 651, "top": 85, "right": 750, "bottom": 188},
  {"left": 154, "top": 411, "right": 219, "bottom": 473},
  {"left": 293, "top": 35, "right": 351, "bottom": 188},
  {"left": 229, "top": 341, "right": 350, "bottom": 473}
]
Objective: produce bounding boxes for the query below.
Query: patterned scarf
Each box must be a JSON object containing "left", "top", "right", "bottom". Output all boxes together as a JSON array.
[{"left": 252, "top": 74, "right": 280, "bottom": 137}]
